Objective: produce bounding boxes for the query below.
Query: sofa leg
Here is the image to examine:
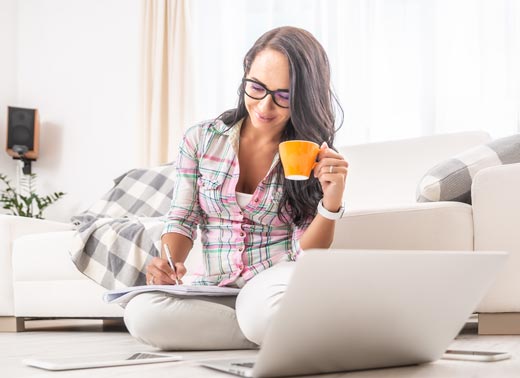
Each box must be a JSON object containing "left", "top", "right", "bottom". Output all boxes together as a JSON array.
[
  {"left": 478, "top": 313, "right": 520, "bottom": 335},
  {"left": 102, "top": 318, "right": 126, "bottom": 331},
  {"left": 0, "top": 317, "right": 25, "bottom": 332}
]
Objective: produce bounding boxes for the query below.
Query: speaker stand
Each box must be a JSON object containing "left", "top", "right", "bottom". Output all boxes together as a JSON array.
[
  {"left": 21, "top": 159, "right": 32, "bottom": 175},
  {"left": 13, "top": 157, "right": 33, "bottom": 175}
]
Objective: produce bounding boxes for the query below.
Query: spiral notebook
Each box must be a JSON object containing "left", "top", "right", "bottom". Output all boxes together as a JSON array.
[{"left": 103, "top": 284, "right": 241, "bottom": 304}]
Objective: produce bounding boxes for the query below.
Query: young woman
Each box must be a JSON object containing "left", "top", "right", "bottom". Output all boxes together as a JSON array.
[{"left": 124, "top": 26, "right": 348, "bottom": 350}]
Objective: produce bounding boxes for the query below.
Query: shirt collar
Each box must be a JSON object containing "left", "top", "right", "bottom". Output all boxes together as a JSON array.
[
  {"left": 228, "top": 118, "right": 243, "bottom": 154},
  {"left": 209, "top": 118, "right": 244, "bottom": 154}
]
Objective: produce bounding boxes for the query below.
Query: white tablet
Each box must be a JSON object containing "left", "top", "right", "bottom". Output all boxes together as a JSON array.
[{"left": 23, "top": 352, "right": 182, "bottom": 371}]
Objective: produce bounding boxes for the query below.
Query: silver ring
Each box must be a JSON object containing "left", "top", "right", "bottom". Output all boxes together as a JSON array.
[{"left": 329, "top": 165, "right": 334, "bottom": 174}]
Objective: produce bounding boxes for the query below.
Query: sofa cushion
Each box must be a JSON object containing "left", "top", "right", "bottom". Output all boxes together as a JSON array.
[
  {"left": 331, "top": 201, "right": 473, "bottom": 251},
  {"left": 416, "top": 134, "right": 520, "bottom": 204},
  {"left": 12, "top": 230, "right": 121, "bottom": 323},
  {"left": 339, "top": 131, "right": 491, "bottom": 209}
]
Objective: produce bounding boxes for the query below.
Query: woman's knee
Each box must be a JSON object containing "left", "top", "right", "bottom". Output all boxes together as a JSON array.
[
  {"left": 236, "top": 262, "right": 295, "bottom": 345},
  {"left": 124, "top": 293, "right": 179, "bottom": 348}
]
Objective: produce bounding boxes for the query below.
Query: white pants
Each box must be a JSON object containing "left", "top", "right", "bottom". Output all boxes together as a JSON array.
[{"left": 124, "top": 262, "right": 295, "bottom": 350}]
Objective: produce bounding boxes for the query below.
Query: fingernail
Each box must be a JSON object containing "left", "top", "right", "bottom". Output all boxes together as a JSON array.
[
  {"left": 321, "top": 141, "right": 328, "bottom": 148},
  {"left": 170, "top": 275, "right": 177, "bottom": 281}
]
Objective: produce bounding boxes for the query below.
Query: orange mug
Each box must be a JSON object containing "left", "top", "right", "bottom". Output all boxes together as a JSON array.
[{"left": 279, "top": 140, "right": 320, "bottom": 180}]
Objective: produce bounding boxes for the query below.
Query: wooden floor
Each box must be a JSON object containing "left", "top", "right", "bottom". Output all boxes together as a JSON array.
[{"left": 2, "top": 318, "right": 520, "bottom": 377}]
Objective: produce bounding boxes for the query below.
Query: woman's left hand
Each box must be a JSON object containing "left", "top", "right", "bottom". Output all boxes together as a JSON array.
[{"left": 313, "top": 142, "right": 348, "bottom": 212}]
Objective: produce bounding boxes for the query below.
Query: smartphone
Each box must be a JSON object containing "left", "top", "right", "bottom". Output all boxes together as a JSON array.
[
  {"left": 442, "top": 349, "right": 511, "bottom": 362},
  {"left": 23, "top": 352, "right": 182, "bottom": 371}
]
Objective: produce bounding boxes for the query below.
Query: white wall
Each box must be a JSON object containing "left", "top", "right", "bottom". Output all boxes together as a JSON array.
[
  {"left": 9, "top": 0, "right": 141, "bottom": 222},
  {"left": 0, "top": 0, "right": 18, "bottom": 182}
]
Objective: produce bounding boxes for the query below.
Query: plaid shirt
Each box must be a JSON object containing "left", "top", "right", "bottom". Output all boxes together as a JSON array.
[{"left": 163, "top": 119, "right": 312, "bottom": 286}]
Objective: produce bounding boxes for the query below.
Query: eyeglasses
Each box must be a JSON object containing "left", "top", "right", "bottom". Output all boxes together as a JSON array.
[{"left": 242, "top": 78, "right": 290, "bottom": 108}]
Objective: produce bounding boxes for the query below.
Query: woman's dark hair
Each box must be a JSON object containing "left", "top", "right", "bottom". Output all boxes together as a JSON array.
[{"left": 218, "top": 26, "right": 343, "bottom": 226}]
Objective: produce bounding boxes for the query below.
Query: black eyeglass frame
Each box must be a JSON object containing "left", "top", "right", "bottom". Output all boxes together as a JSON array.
[{"left": 242, "top": 78, "right": 290, "bottom": 109}]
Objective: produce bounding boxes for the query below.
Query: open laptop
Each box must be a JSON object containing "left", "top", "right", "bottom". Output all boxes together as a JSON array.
[{"left": 201, "top": 249, "right": 507, "bottom": 377}]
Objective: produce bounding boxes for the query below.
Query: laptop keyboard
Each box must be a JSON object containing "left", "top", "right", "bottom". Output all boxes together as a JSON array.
[{"left": 232, "top": 362, "right": 255, "bottom": 368}]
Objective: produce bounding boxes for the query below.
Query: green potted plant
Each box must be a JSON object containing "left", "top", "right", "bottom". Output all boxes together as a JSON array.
[{"left": 0, "top": 173, "right": 65, "bottom": 219}]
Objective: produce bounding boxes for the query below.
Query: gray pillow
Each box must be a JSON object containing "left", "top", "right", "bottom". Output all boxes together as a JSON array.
[{"left": 417, "top": 134, "right": 520, "bottom": 204}]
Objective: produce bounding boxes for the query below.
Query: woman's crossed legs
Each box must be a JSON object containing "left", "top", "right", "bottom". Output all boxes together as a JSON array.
[{"left": 123, "top": 262, "right": 295, "bottom": 350}]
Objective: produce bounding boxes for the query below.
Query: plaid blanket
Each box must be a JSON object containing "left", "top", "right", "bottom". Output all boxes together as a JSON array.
[{"left": 70, "top": 164, "right": 176, "bottom": 289}]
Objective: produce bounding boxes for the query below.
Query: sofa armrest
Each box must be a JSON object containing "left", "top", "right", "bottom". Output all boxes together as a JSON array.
[
  {"left": 331, "top": 201, "right": 473, "bottom": 251},
  {"left": 472, "top": 163, "right": 520, "bottom": 312},
  {"left": 0, "top": 215, "right": 74, "bottom": 316},
  {"left": 0, "top": 215, "right": 73, "bottom": 237}
]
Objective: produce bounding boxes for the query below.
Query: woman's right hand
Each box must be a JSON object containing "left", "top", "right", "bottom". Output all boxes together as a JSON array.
[{"left": 146, "top": 257, "right": 187, "bottom": 285}]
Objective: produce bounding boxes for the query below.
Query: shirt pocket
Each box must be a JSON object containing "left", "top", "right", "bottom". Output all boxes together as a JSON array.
[
  {"left": 260, "top": 184, "right": 284, "bottom": 221},
  {"left": 198, "top": 175, "right": 226, "bottom": 215}
]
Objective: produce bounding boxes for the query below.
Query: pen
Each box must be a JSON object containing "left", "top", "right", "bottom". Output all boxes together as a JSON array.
[{"left": 163, "top": 244, "right": 178, "bottom": 285}]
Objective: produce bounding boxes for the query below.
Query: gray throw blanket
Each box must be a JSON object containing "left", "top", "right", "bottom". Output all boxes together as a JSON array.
[{"left": 70, "top": 164, "right": 177, "bottom": 289}]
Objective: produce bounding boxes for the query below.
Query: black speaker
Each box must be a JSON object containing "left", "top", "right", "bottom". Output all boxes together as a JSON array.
[{"left": 6, "top": 106, "right": 39, "bottom": 160}]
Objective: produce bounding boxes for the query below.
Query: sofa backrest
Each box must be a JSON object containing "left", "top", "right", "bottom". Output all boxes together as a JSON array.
[{"left": 338, "top": 131, "right": 491, "bottom": 210}]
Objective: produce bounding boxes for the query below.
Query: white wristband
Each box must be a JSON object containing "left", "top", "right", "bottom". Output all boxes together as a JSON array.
[{"left": 317, "top": 199, "right": 345, "bottom": 220}]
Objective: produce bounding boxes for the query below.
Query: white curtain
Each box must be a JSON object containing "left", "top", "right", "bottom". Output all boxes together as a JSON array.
[
  {"left": 138, "top": 0, "right": 192, "bottom": 166},
  {"left": 138, "top": 0, "right": 520, "bottom": 160},
  {"left": 188, "top": 0, "right": 520, "bottom": 146}
]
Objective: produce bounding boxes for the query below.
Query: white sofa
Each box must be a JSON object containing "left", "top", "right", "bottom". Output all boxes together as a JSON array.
[{"left": 2, "top": 131, "right": 519, "bottom": 334}]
